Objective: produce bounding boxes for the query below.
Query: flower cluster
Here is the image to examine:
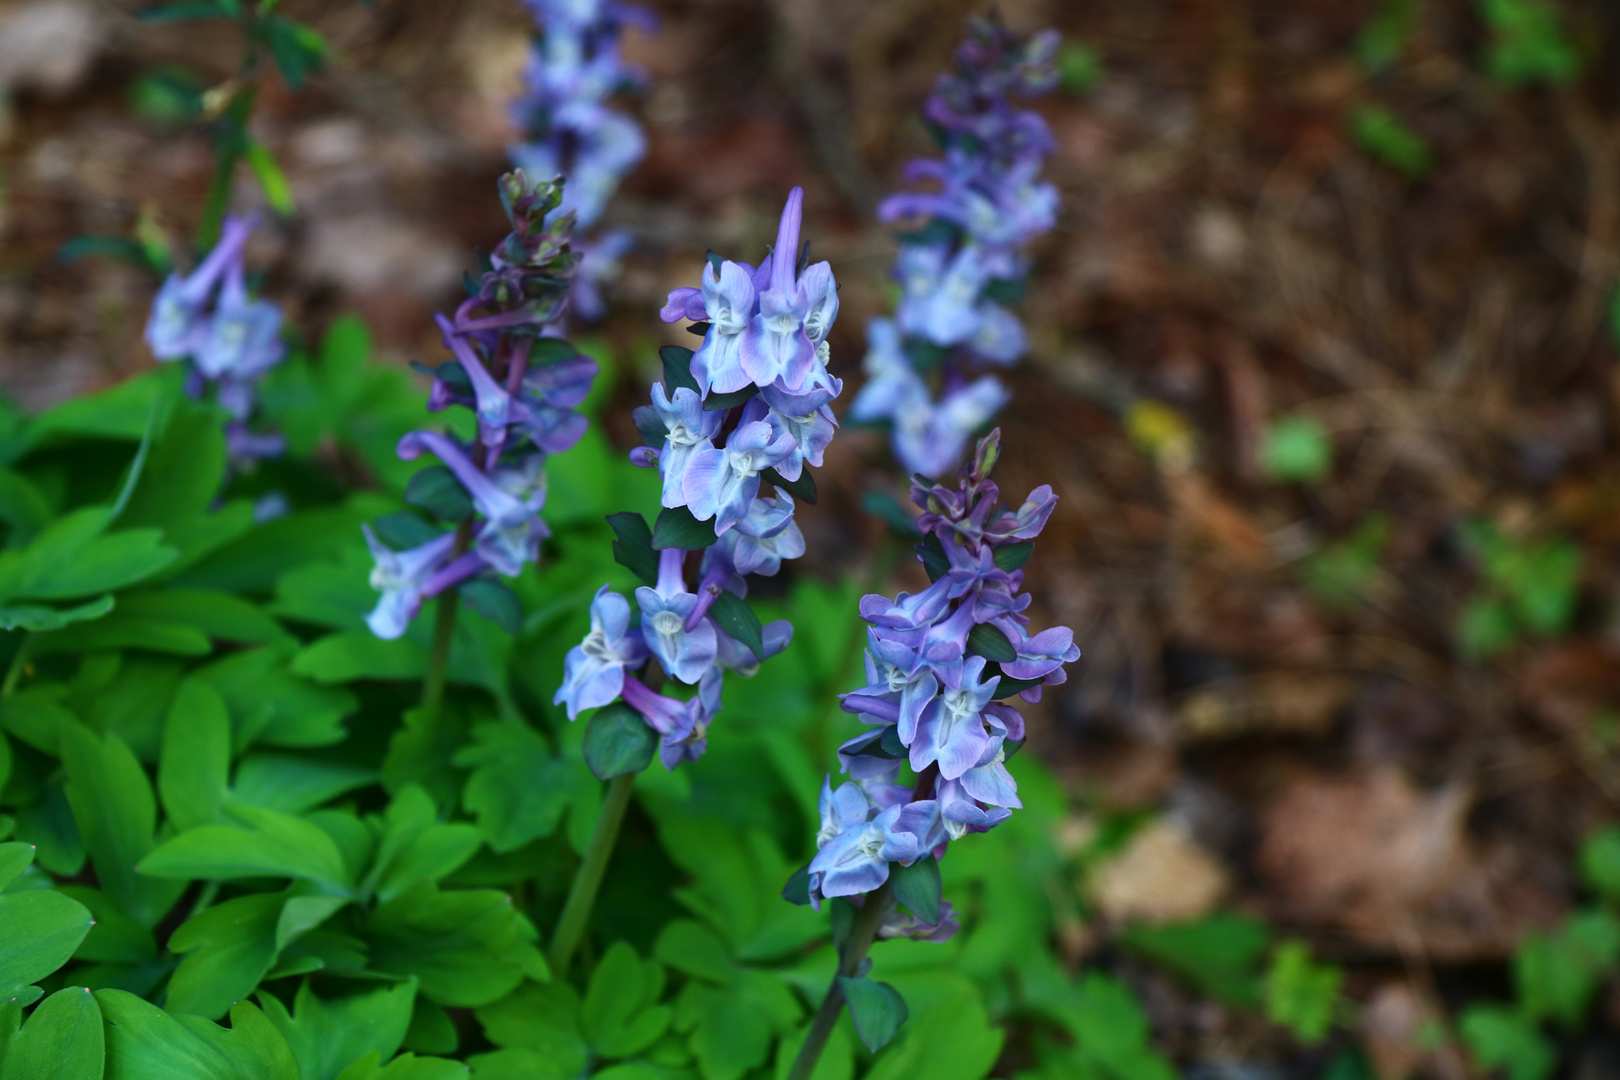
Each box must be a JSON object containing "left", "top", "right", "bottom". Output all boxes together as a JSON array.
[
  {"left": 511, "top": 0, "right": 652, "bottom": 321},
  {"left": 804, "top": 430, "right": 1077, "bottom": 936},
  {"left": 144, "top": 214, "right": 287, "bottom": 469},
  {"left": 362, "top": 172, "right": 598, "bottom": 640},
  {"left": 554, "top": 187, "right": 840, "bottom": 769},
  {"left": 849, "top": 16, "right": 1060, "bottom": 478}
]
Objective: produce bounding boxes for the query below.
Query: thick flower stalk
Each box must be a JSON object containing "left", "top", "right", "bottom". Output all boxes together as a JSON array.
[
  {"left": 785, "top": 429, "right": 1077, "bottom": 1079},
  {"left": 848, "top": 16, "right": 1060, "bottom": 478},
  {"left": 143, "top": 213, "right": 287, "bottom": 471},
  {"left": 554, "top": 186, "right": 840, "bottom": 770},
  {"left": 361, "top": 171, "right": 596, "bottom": 641},
  {"left": 511, "top": 0, "right": 652, "bottom": 321}
]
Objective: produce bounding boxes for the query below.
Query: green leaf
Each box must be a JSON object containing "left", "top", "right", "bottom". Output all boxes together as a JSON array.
[
  {"left": 332, "top": 1050, "right": 467, "bottom": 1080},
  {"left": 232, "top": 754, "right": 376, "bottom": 815},
  {"left": 258, "top": 980, "right": 417, "bottom": 1080},
  {"left": 607, "top": 513, "right": 658, "bottom": 586},
  {"left": 708, "top": 592, "right": 764, "bottom": 663},
  {"left": 965, "top": 623, "right": 1016, "bottom": 663},
  {"left": 1460, "top": 596, "right": 1518, "bottom": 660},
  {"left": 581, "top": 942, "right": 671, "bottom": 1058},
  {"left": 266, "top": 16, "right": 326, "bottom": 90},
  {"left": 660, "top": 346, "right": 698, "bottom": 395},
  {"left": 4, "top": 986, "right": 104, "bottom": 1079},
  {"left": 61, "top": 722, "right": 184, "bottom": 927},
  {"left": 366, "top": 884, "right": 541, "bottom": 1008},
  {"left": 166, "top": 893, "right": 285, "bottom": 1019},
  {"left": 1260, "top": 415, "right": 1332, "bottom": 483},
  {"left": 653, "top": 919, "right": 736, "bottom": 985},
  {"left": 294, "top": 632, "right": 423, "bottom": 684},
  {"left": 160, "top": 679, "right": 233, "bottom": 831},
  {"left": 1263, "top": 940, "right": 1341, "bottom": 1044},
  {"left": 1515, "top": 909, "right": 1620, "bottom": 1028},
  {"left": 762, "top": 467, "right": 815, "bottom": 505},
  {"left": 915, "top": 534, "right": 948, "bottom": 583},
  {"left": 137, "top": 804, "right": 351, "bottom": 892},
  {"left": 1580, "top": 826, "right": 1620, "bottom": 902},
  {"left": 473, "top": 981, "right": 587, "bottom": 1073},
  {"left": 889, "top": 857, "right": 941, "bottom": 924},
  {"left": 97, "top": 991, "right": 300, "bottom": 1080},
  {"left": 583, "top": 703, "right": 659, "bottom": 781},
  {"left": 366, "top": 786, "right": 481, "bottom": 903},
  {"left": 0, "top": 889, "right": 94, "bottom": 998},
  {"left": 1480, "top": 0, "right": 1580, "bottom": 87},
  {"left": 453, "top": 722, "right": 572, "bottom": 852},
  {"left": 0, "top": 686, "right": 74, "bottom": 756},
  {"left": 135, "top": 2, "right": 233, "bottom": 22},
  {"left": 59, "top": 886, "right": 158, "bottom": 965},
  {"left": 1459, "top": 1005, "right": 1555, "bottom": 1080},
  {"left": 1119, "top": 911, "right": 1270, "bottom": 1006},
  {"left": 0, "top": 841, "right": 32, "bottom": 889},
  {"left": 1349, "top": 105, "right": 1433, "bottom": 178},
  {"left": 673, "top": 972, "right": 800, "bottom": 1080},
  {"left": 246, "top": 141, "right": 296, "bottom": 217},
  {"left": 404, "top": 467, "right": 472, "bottom": 525},
  {"left": 459, "top": 579, "right": 521, "bottom": 635},
  {"left": 0, "top": 594, "right": 115, "bottom": 632},
  {"left": 651, "top": 506, "right": 717, "bottom": 551},
  {"left": 837, "top": 977, "right": 907, "bottom": 1053},
  {"left": 1354, "top": 0, "right": 1418, "bottom": 72},
  {"left": 703, "top": 385, "right": 758, "bottom": 411},
  {"left": 991, "top": 542, "right": 1033, "bottom": 572},
  {"left": 192, "top": 646, "right": 356, "bottom": 750}
]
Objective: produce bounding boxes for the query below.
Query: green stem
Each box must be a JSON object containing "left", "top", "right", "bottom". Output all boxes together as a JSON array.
[
  {"left": 420, "top": 589, "right": 460, "bottom": 716},
  {"left": 197, "top": 85, "right": 257, "bottom": 251},
  {"left": 2, "top": 632, "right": 33, "bottom": 697},
  {"left": 788, "top": 883, "right": 894, "bottom": 1080},
  {"left": 548, "top": 772, "right": 635, "bottom": 974}
]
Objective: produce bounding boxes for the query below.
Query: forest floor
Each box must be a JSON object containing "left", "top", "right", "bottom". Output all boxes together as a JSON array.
[{"left": 3, "top": 0, "right": 1620, "bottom": 1076}]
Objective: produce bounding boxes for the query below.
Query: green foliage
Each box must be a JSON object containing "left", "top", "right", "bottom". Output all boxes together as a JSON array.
[
  {"left": 1299, "top": 513, "right": 1390, "bottom": 609},
  {"left": 1477, "top": 0, "right": 1579, "bottom": 86},
  {"left": 1119, "top": 911, "right": 1269, "bottom": 1006},
  {"left": 1355, "top": 0, "right": 1419, "bottom": 73},
  {"left": 1350, "top": 105, "right": 1434, "bottom": 178},
  {"left": 1058, "top": 43, "right": 1101, "bottom": 96},
  {"left": 1259, "top": 415, "right": 1332, "bottom": 483},
  {"left": 1262, "top": 941, "right": 1341, "bottom": 1044},
  {"left": 1460, "top": 1005, "right": 1556, "bottom": 1080},
  {"left": 1458, "top": 520, "right": 1580, "bottom": 659}
]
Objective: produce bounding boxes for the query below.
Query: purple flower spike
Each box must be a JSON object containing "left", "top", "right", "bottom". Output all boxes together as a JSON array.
[
  {"left": 810, "top": 803, "right": 920, "bottom": 900},
  {"left": 635, "top": 548, "right": 718, "bottom": 684},
  {"left": 909, "top": 654, "right": 999, "bottom": 779},
  {"left": 555, "top": 585, "right": 649, "bottom": 719},
  {"left": 682, "top": 421, "right": 795, "bottom": 535},
  {"left": 738, "top": 188, "right": 818, "bottom": 392},
  {"left": 362, "top": 526, "right": 458, "bottom": 641}
]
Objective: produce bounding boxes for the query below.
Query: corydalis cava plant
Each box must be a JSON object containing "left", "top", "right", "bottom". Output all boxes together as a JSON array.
[
  {"left": 362, "top": 171, "right": 597, "bottom": 640},
  {"left": 555, "top": 186, "right": 840, "bottom": 772},
  {"left": 144, "top": 213, "right": 287, "bottom": 471},
  {"left": 785, "top": 429, "right": 1077, "bottom": 1073},
  {"left": 849, "top": 16, "right": 1060, "bottom": 478},
  {"left": 512, "top": 0, "right": 652, "bottom": 320}
]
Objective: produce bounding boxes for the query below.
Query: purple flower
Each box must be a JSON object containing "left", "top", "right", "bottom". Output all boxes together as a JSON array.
[
  {"left": 809, "top": 803, "right": 921, "bottom": 900},
  {"left": 879, "top": 900, "right": 959, "bottom": 943},
  {"left": 725, "top": 495, "right": 804, "bottom": 576},
  {"left": 745, "top": 398, "right": 835, "bottom": 482},
  {"left": 938, "top": 777, "right": 1012, "bottom": 838},
  {"left": 649, "top": 384, "right": 722, "bottom": 508},
  {"left": 195, "top": 265, "right": 284, "bottom": 381},
  {"left": 622, "top": 667, "right": 724, "bottom": 770},
  {"left": 738, "top": 189, "right": 818, "bottom": 392},
  {"left": 843, "top": 630, "right": 943, "bottom": 745},
  {"left": 909, "top": 654, "right": 999, "bottom": 779},
  {"left": 688, "top": 259, "right": 757, "bottom": 394},
  {"left": 362, "top": 526, "right": 458, "bottom": 641},
  {"left": 816, "top": 778, "right": 871, "bottom": 849},
  {"left": 714, "top": 618, "right": 792, "bottom": 676},
  {"left": 555, "top": 585, "right": 648, "bottom": 719},
  {"left": 682, "top": 420, "right": 795, "bottom": 535},
  {"left": 145, "top": 215, "right": 255, "bottom": 361},
  {"left": 1000, "top": 623, "right": 1080, "bottom": 683},
  {"left": 397, "top": 432, "right": 550, "bottom": 577},
  {"left": 635, "top": 548, "right": 718, "bottom": 684}
]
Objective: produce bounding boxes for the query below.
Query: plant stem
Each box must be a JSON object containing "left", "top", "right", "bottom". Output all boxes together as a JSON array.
[
  {"left": 420, "top": 588, "right": 460, "bottom": 716},
  {"left": 197, "top": 85, "right": 257, "bottom": 251},
  {"left": 2, "top": 632, "right": 32, "bottom": 698},
  {"left": 788, "top": 882, "right": 894, "bottom": 1080},
  {"left": 548, "top": 771, "right": 636, "bottom": 974}
]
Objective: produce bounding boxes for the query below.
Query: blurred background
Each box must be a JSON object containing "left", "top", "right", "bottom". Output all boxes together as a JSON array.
[{"left": 4, "top": 0, "right": 1620, "bottom": 1074}]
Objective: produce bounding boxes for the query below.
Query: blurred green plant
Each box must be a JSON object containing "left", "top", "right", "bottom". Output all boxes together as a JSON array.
[
  {"left": 1260, "top": 415, "right": 1332, "bottom": 483},
  {"left": 1457, "top": 519, "right": 1580, "bottom": 659},
  {"left": 1058, "top": 42, "right": 1101, "bottom": 97},
  {"left": 1349, "top": 105, "right": 1434, "bottom": 178},
  {"left": 1299, "top": 514, "right": 1391, "bottom": 610},
  {"left": 1263, "top": 941, "right": 1343, "bottom": 1045},
  {"left": 1355, "top": 0, "right": 1421, "bottom": 73},
  {"left": 1458, "top": 827, "right": 1620, "bottom": 1080},
  {"left": 1477, "top": 0, "right": 1580, "bottom": 86}
]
